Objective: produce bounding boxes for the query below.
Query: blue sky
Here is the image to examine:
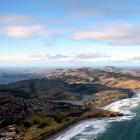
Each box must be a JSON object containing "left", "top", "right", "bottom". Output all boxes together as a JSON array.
[{"left": 1, "top": 0, "right": 140, "bottom": 67}]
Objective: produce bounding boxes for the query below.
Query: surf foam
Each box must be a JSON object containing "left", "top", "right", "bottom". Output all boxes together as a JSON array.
[
  {"left": 54, "top": 93, "right": 140, "bottom": 140},
  {"left": 54, "top": 119, "right": 108, "bottom": 140}
]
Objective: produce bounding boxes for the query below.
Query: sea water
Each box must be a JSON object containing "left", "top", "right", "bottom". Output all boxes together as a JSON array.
[
  {"left": 0, "top": 76, "right": 31, "bottom": 84},
  {"left": 55, "top": 93, "right": 140, "bottom": 140}
]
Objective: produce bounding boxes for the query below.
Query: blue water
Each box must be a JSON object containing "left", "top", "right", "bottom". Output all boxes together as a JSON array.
[
  {"left": 97, "top": 106, "right": 140, "bottom": 140},
  {"left": 0, "top": 76, "right": 31, "bottom": 84},
  {"left": 54, "top": 94, "right": 140, "bottom": 140}
]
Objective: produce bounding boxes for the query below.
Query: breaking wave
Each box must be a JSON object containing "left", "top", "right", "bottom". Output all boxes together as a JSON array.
[{"left": 55, "top": 93, "right": 140, "bottom": 140}]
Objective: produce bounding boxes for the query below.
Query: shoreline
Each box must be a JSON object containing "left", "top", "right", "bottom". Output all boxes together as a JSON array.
[
  {"left": 45, "top": 119, "right": 88, "bottom": 140},
  {"left": 43, "top": 116, "right": 121, "bottom": 140},
  {"left": 44, "top": 92, "right": 137, "bottom": 140},
  {"left": 20, "top": 92, "right": 136, "bottom": 140},
  {"left": 43, "top": 100, "right": 126, "bottom": 140}
]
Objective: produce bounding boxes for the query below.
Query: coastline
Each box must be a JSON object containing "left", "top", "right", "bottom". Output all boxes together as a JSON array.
[
  {"left": 19, "top": 92, "right": 136, "bottom": 140},
  {"left": 45, "top": 115, "right": 122, "bottom": 140},
  {"left": 43, "top": 92, "right": 138, "bottom": 140},
  {"left": 42, "top": 103, "right": 125, "bottom": 140},
  {"left": 45, "top": 119, "right": 89, "bottom": 140}
]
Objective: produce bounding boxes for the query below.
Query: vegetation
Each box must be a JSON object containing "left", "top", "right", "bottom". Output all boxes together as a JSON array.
[
  {"left": 18, "top": 107, "right": 122, "bottom": 140},
  {"left": 1, "top": 67, "right": 139, "bottom": 140}
]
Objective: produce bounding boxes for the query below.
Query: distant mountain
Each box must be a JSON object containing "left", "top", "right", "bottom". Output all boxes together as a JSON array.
[
  {"left": 0, "top": 67, "right": 138, "bottom": 101},
  {"left": 0, "top": 78, "right": 107, "bottom": 100},
  {"left": 101, "top": 66, "right": 120, "bottom": 72}
]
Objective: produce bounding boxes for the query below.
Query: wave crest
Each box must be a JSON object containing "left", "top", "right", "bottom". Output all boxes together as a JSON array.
[{"left": 55, "top": 93, "right": 140, "bottom": 140}]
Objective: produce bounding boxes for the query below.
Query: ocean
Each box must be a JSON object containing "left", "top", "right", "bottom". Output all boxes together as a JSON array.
[
  {"left": 54, "top": 93, "right": 140, "bottom": 140},
  {"left": 0, "top": 76, "right": 31, "bottom": 84}
]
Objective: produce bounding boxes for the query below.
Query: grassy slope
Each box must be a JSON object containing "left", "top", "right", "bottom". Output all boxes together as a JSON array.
[
  {"left": 18, "top": 108, "right": 123, "bottom": 140},
  {"left": 0, "top": 78, "right": 108, "bottom": 100},
  {"left": 0, "top": 79, "right": 82, "bottom": 100},
  {"left": 0, "top": 77, "right": 134, "bottom": 101}
]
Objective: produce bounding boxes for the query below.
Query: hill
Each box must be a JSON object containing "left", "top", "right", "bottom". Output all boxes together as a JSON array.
[{"left": 0, "top": 67, "right": 140, "bottom": 140}]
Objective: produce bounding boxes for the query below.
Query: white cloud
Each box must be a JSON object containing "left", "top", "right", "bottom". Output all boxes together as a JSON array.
[
  {"left": 76, "top": 52, "right": 110, "bottom": 60},
  {"left": 46, "top": 54, "right": 69, "bottom": 59},
  {"left": 73, "top": 24, "right": 140, "bottom": 45},
  {"left": 128, "top": 56, "right": 140, "bottom": 63},
  {"left": 0, "top": 26, "right": 52, "bottom": 38},
  {"left": 29, "top": 54, "right": 69, "bottom": 61},
  {"left": 0, "top": 54, "right": 30, "bottom": 66},
  {"left": 2, "top": 53, "right": 140, "bottom": 67},
  {"left": 29, "top": 52, "right": 110, "bottom": 63}
]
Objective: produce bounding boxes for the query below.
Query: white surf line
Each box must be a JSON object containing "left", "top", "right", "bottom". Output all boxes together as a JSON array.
[
  {"left": 54, "top": 93, "right": 140, "bottom": 140},
  {"left": 54, "top": 119, "right": 108, "bottom": 140}
]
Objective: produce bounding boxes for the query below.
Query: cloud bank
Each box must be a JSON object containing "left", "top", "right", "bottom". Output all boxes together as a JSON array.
[
  {"left": 73, "top": 24, "right": 140, "bottom": 45},
  {"left": 29, "top": 52, "right": 110, "bottom": 62},
  {"left": 76, "top": 52, "right": 110, "bottom": 59}
]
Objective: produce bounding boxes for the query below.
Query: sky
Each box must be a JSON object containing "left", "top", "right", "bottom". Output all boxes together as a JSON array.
[{"left": 1, "top": 0, "right": 140, "bottom": 67}]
